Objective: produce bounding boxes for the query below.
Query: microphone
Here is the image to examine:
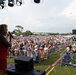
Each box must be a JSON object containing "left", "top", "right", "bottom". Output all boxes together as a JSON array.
[{"left": 8, "top": 31, "right": 14, "bottom": 42}]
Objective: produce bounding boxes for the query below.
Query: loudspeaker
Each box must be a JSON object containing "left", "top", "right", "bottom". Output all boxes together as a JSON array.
[
  {"left": 6, "top": 64, "right": 32, "bottom": 75},
  {"left": 6, "top": 64, "right": 45, "bottom": 75},
  {"left": 72, "top": 29, "right": 76, "bottom": 34},
  {"left": 15, "top": 56, "right": 34, "bottom": 72}
]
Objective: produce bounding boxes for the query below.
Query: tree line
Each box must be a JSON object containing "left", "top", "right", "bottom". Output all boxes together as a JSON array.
[{"left": 12, "top": 25, "right": 72, "bottom": 36}]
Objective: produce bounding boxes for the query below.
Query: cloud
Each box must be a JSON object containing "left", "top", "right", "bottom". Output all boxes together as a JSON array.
[
  {"left": 0, "top": 17, "right": 9, "bottom": 24},
  {"left": 61, "top": 0, "right": 76, "bottom": 20}
]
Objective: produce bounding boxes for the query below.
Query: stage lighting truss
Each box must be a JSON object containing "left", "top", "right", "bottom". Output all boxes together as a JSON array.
[{"left": 0, "top": 0, "right": 41, "bottom": 9}]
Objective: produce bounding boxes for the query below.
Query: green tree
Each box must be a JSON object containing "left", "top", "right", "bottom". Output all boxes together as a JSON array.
[
  {"left": 14, "top": 25, "right": 24, "bottom": 36},
  {"left": 23, "top": 30, "right": 33, "bottom": 36}
]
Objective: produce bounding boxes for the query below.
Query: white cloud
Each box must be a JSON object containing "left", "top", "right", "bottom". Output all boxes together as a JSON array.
[
  {"left": 61, "top": 0, "right": 76, "bottom": 20},
  {"left": 0, "top": 17, "right": 9, "bottom": 24}
]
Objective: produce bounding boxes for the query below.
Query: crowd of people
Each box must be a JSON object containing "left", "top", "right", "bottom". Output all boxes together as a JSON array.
[
  {"left": 8, "top": 34, "right": 73, "bottom": 63},
  {"left": 61, "top": 39, "right": 76, "bottom": 66}
]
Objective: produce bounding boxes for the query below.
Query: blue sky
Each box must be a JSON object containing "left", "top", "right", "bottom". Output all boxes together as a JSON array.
[{"left": 0, "top": 0, "right": 76, "bottom": 33}]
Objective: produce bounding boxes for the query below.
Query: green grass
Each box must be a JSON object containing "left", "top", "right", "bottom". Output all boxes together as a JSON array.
[
  {"left": 50, "top": 64, "right": 76, "bottom": 75},
  {"left": 34, "top": 49, "right": 65, "bottom": 70},
  {"left": 7, "top": 49, "right": 76, "bottom": 75}
]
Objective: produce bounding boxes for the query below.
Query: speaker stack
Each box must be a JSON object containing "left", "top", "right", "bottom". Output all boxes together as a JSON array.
[
  {"left": 72, "top": 29, "right": 76, "bottom": 34},
  {"left": 6, "top": 56, "right": 45, "bottom": 75}
]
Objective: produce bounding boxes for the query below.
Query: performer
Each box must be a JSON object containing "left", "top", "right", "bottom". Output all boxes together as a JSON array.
[{"left": 0, "top": 24, "right": 11, "bottom": 75}]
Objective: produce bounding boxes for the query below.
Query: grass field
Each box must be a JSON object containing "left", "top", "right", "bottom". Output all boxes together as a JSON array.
[
  {"left": 7, "top": 49, "right": 76, "bottom": 75},
  {"left": 50, "top": 64, "right": 76, "bottom": 75}
]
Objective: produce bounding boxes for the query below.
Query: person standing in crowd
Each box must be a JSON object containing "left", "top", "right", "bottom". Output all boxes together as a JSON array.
[
  {"left": 66, "top": 45, "right": 70, "bottom": 53},
  {"left": 72, "top": 42, "right": 76, "bottom": 53},
  {"left": 69, "top": 44, "right": 72, "bottom": 51},
  {"left": 0, "top": 24, "right": 11, "bottom": 75}
]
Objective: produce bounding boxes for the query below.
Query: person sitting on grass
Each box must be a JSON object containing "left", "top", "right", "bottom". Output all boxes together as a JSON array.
[{"left": 61, "top": 52, "right": 71, "bottom": 66}]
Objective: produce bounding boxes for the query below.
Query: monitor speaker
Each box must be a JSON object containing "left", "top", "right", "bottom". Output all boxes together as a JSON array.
[
  {"left": 15, "top": 56, "right": 34, "bottom": 72},
  {"left": 6, "top": 64, "right": 45, "bottom": 75}
]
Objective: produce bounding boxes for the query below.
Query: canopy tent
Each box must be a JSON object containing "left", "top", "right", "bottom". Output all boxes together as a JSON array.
[{"left": 72, "top": 35, "right": 76, "bottom": 39}]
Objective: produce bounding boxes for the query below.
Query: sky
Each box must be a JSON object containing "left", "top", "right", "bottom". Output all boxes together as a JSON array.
[{"left": 0, "top": 0, "right": 76, "bottom": 33}]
